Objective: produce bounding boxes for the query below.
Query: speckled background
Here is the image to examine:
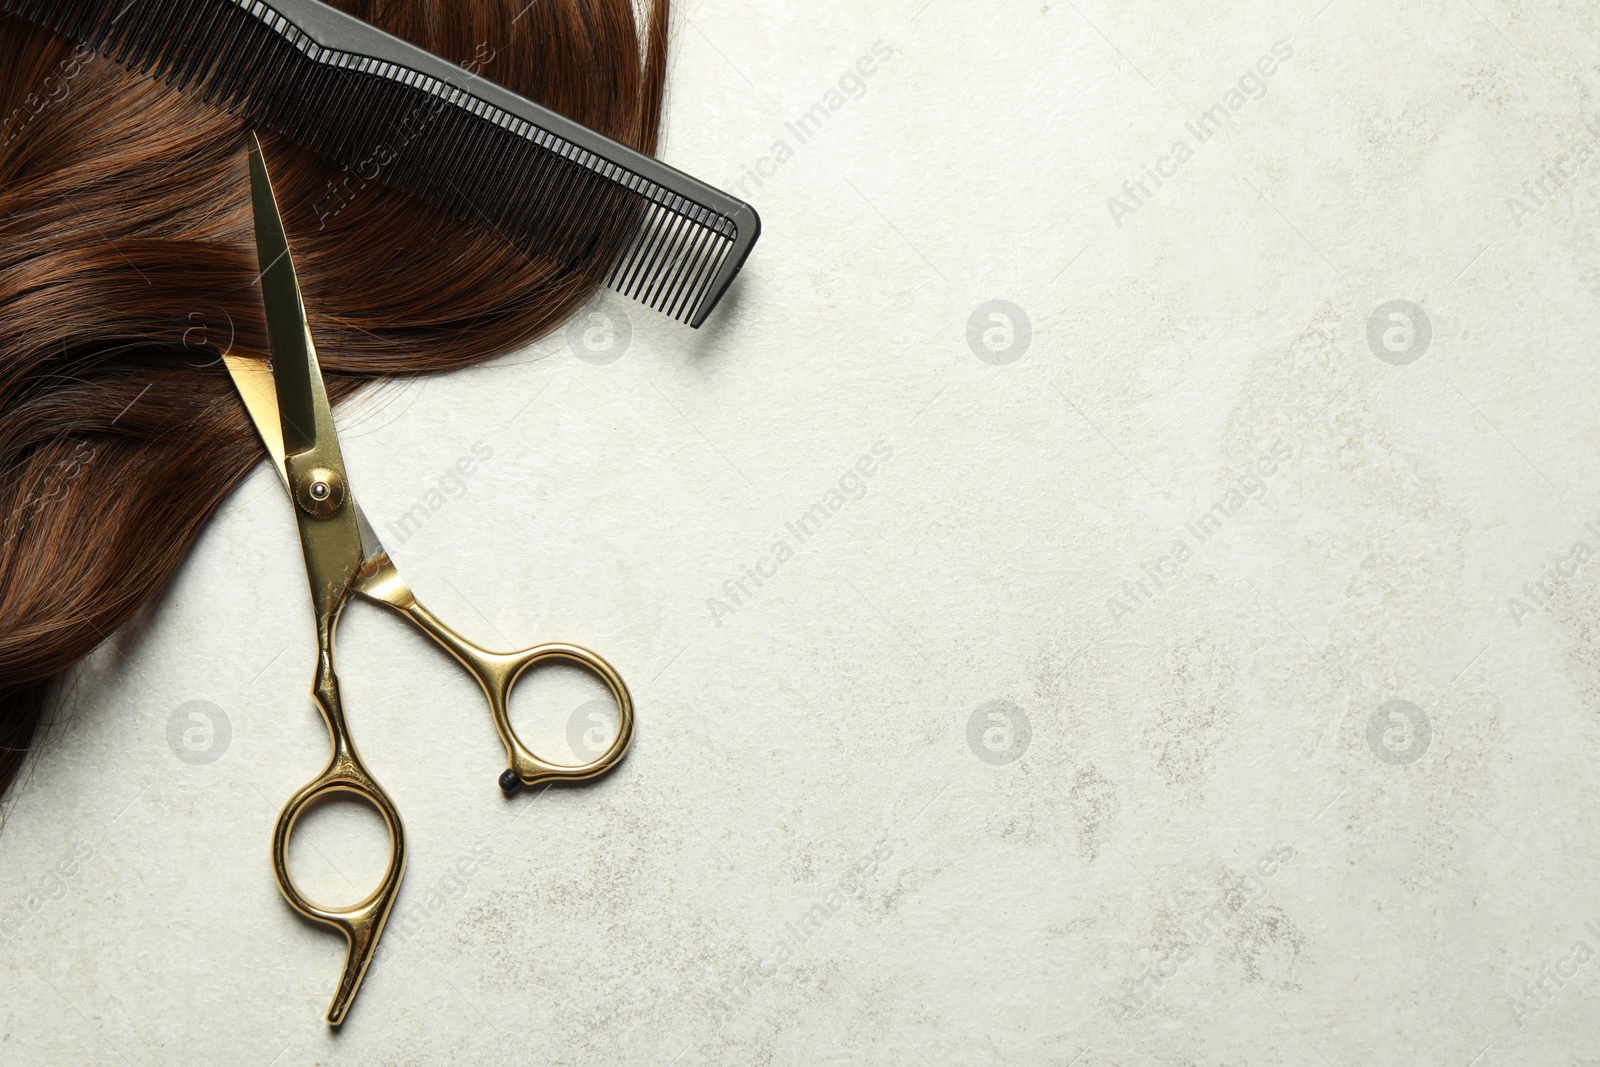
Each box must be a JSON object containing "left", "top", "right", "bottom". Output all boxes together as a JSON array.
[{"left": 6, "top": 0, "right": 1600, "bottom": 1063}]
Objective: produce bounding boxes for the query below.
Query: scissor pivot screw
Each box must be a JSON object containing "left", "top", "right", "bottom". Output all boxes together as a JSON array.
[{"left": 294, "top": 467, "right": 345, "bottom": 518}]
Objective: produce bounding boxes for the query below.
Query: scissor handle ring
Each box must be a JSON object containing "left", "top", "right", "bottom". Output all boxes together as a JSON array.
[
  {"left": 485, "top": 642, "right": 636, "bottom": 791},
  {"left": 383, "top": 597, "right": 635, "bottom": 793},
  {"left": 271, "top": 754, "right": 406, "bottom": 1025}
]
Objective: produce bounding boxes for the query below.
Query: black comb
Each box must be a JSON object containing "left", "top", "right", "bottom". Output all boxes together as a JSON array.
[{"left": 2, "top": 0, "right": 760, "bottom": 327}]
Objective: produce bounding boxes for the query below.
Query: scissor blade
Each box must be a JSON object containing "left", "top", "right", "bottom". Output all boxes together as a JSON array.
[
  {"left": 242, "top": 134, "right": 368, "bottom": 621},
  {"left": 222, "top": 353, "right": 288, "bottom": 487},
  {"left": 248, "top": 133, "right": 319, "bottom": 458},
  {"left": 223, "top": 352, "right": 391, "bottom": 569}
]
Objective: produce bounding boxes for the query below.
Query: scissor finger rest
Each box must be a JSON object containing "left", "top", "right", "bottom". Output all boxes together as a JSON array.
[
  {"left": 272, "top": 760, "right": 406, "bottom": 1025},
  {"left": 272, "top": 661, "right": 407, "bottom": 1026}
]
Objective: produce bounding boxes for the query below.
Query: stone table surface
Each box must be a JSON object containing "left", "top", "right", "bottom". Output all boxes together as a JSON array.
[{"left": 6, "top": 0, "right": 1600, "bottom": 1064}]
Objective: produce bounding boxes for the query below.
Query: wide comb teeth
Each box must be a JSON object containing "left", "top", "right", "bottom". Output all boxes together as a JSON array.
[{"left": 2, "top": 0, "right": 759, "bottom": 327}]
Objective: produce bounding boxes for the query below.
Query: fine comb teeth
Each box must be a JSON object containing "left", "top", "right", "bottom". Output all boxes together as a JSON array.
[{"left": 3, "top": 0, "right": 760, "bottom": 327}]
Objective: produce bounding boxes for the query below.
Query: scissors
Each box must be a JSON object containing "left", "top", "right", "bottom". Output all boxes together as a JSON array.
[{"left": 224, "top": 133, "right": 635, "bottom": 1025}]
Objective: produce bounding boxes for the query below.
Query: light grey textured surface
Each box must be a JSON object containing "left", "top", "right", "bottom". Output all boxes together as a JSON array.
[{"left": 6, "top": 0, "right": 1600, "bottom": 1063}]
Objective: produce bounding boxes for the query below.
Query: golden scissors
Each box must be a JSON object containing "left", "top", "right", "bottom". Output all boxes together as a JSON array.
[{"left": 224, "top": 134, "right": 634, "bottom": 1025}]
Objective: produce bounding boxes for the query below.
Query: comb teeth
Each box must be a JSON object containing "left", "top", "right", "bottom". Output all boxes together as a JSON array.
[{"left": 3, "top": 0, "right": 759, "bottom": 327}]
